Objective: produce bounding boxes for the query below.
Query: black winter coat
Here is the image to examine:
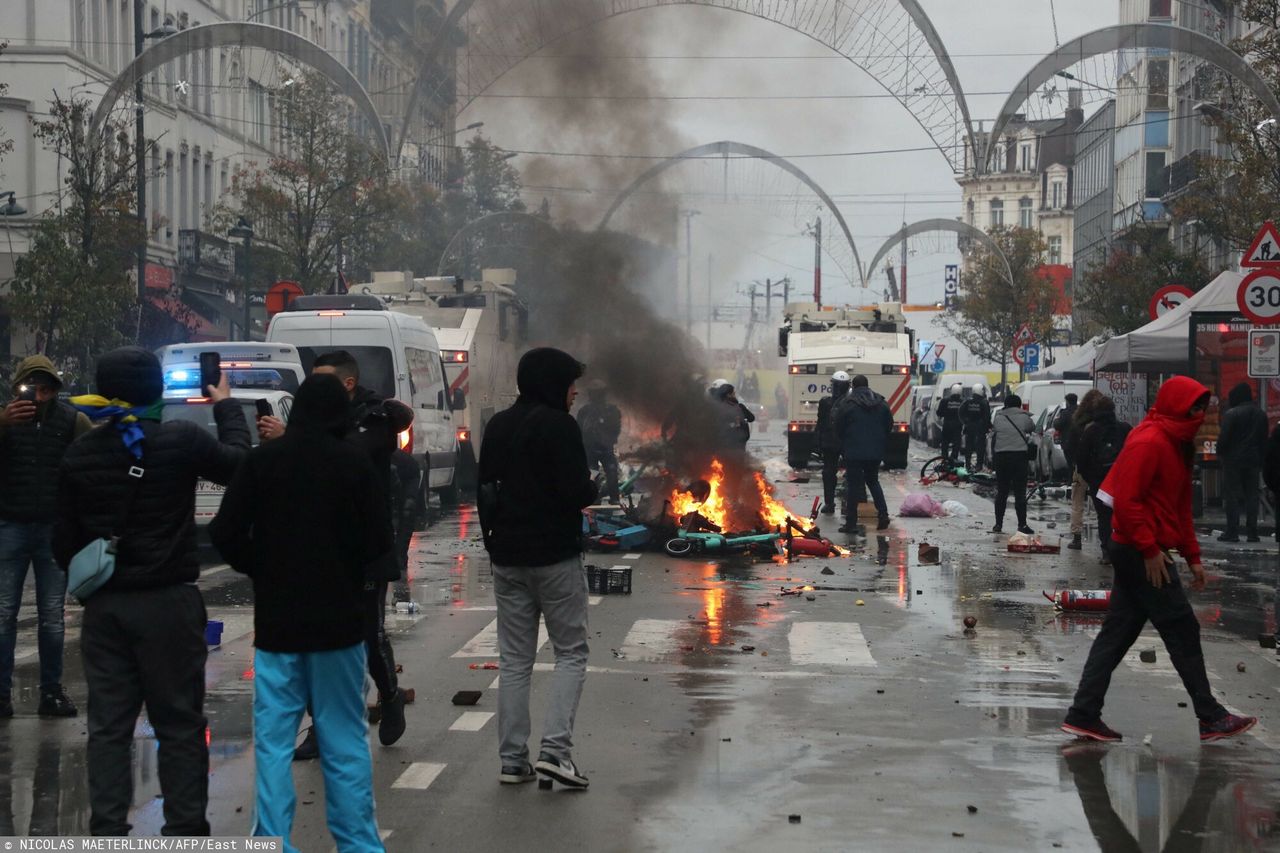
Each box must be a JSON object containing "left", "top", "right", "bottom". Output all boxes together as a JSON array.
[
  {"left": 816, "top": 394, "right": 845, "bottom": 450},
  {"left": 837, "top": 388, "right": 893, "bottom": 463},
  {"left": 209, "top": 430, "right": 389, "bottom": 652},
  {"left": 576, "top": 401, "right": 622, "bottom": 449},
  {"left": 0, "top": 400, "right": 92, "bottom": 522},
  {"left": 479, "top": 349, "right": 597, "bottom": 567},
  {"left": 937, "top": 395, "right": 963, "bottom": 436},
  {"left": 1218, "top": 400, "right": 1269, "bottom": 468},
  {"left": 53, "top": 401, "right": 250, "bottom": 589},
  {"left": 348, "top": 386, "right": 413, "bottom": 583},
  {"left": 1075, "top": 412, "right": 1131, "bottom": 491},
  {"left": 959, "top": 397, "right": 991, "bottom": 436}
]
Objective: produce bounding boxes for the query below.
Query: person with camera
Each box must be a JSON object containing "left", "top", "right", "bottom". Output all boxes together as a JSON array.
[
  {"left": 54, "top": 347, "right": 250, "bottom": 836},
  {"left": 0, "top": 357, "right": 92, "bottom": 719}
]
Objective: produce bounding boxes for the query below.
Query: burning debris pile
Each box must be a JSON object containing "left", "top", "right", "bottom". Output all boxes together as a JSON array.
[{"left": 667, "top": 460, "right": 796, "bottom": 534}]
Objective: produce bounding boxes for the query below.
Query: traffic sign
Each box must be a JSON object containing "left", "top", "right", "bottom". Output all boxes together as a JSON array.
[
  {"left": 1014, "top": 323, "right": 1034, "bottom": 345},
  {"left": 931, "top": 359, "right": 946, "bottom": 374},
  {"left": 1249, "top": 329, "right": 1280, "bottom": 378},
  {"left": 266, "top": 280, "right": 303, "bottom": 317},
  {"left": 1237, "top": 270, "right": 1280, "bottom": 324},
  {"left": 1242, "top": 221, "right": 1280, "bottom": 269},
  {"left": 1013, "top": 342, "right": 1041, "bottom": 371},
  {"left": 1148, "top": 284, "right": 1193, "bottom": 321}
]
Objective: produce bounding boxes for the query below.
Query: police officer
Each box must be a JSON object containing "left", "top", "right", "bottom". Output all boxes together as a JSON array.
[
  {"left": 816, "top": 371, "right": 851, "bottom": 515},
  {"left": 936, "top": 383, "right": 964, "bottom": 463},
  {"left": 959, "top": 383, "right": 992, "bottom": 471},
  {"left": 576, "top": 382, "right": 623, "bottom": 504}
]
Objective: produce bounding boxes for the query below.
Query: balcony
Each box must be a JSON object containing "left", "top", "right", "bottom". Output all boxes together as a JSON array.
[{"left": 1162, "top": 150, "right": 1206, "bottom": 202}]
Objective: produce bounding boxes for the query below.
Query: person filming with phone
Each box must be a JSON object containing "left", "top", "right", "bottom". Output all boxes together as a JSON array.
[{"left": 0, "top": 357, "right": 93, "bottom": 720}]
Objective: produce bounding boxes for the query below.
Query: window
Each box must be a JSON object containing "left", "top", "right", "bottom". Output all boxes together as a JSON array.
[
  {"left": 298, "top": 347, "right": 396, "bottom": 400},
  {"left": 1147, "top": 59, "right": 1170, "bottom": 110},
  {"left": 1019, "top": 197, "right": 1033, "bottom": 228},
  {"left": 1048, "top": 236, "right": 1062, "bottom": 265},
  {"left": 1149, "top": 0, "right": 1172, "bottom": 18},
  {"left": 1019, "top": 142, "right": 1033, "bottom": 172},
  {"left": 1051, "top": 181, "right": 1064, "bottom": 209},
  {"left": 1146, "top": 151, "right": 1168, "bottom": 198},
  {"left": 406, "top": 347, "right": 444, "bottom": 409},
  {"left": 990, "top": 198, "right": 1004, "bottom": 227},
  {"left": 164, "top": 151, "right": 174, "bottom": 242}
]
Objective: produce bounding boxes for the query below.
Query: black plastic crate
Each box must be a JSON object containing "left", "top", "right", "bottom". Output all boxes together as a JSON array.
[{"left": 586, "top": 565, "right": 632, "bottom": 595}]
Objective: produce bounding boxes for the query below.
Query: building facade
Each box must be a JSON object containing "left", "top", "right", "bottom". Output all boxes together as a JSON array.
[
  {"left": 0, "top": 0, "right": 456, "bottom": 356},
  {"left": 1072, "top": 99, "right": 1117, "bottom": 331}
]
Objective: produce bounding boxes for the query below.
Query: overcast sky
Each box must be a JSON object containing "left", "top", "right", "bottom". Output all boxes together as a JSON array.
[{"left": 465, "top": 0, "right": 1119, "bottom": 310}]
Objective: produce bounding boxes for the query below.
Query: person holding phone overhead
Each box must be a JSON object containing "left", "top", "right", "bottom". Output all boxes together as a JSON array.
[{"left": 0, "top": 357, "right": 93, "bottom": 720}]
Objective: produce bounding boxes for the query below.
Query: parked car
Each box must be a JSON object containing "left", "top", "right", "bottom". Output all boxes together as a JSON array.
[
  {"left": 1012, "top": 379, "right": 1093, "bottom": 423},
  {"left": 910, "top": 386, "right": 936, "bottom": 442},
  {"left": 1033, "top": 402, "right": 1071, "bottom": 483}
]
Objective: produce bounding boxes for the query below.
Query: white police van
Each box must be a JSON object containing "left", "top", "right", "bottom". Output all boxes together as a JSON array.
[{"left": 266, "top": 294, "right": 460, "bottom": 503}]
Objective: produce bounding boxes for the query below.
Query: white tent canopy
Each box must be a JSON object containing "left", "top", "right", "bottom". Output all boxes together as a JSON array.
[{"left": 1094, "top": 270, "right": 1245, "bottom": 371}]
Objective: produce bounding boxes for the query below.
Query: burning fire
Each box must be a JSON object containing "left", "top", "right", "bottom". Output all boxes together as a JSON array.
[{"left": 669, "top": 458, "right": 802, "bottom": 532}]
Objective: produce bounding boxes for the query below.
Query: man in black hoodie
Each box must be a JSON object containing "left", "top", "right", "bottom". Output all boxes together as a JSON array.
[
  {"left": 53, "top": 347, "right": 249, "bottom": 836},
  {"left": 1217, "top": 382, "right": 1269, "bottom": 542},
  {"left": 836, "top": 375, "right": 893, "bottom": 533},
  {"left": 479, "top": 348, "right": 597, "bottom": 790},
  {"left": 210, "top": 374, "right": 388, "bottom": 850},
  {"left": 815, "top": 371, "right": 851, "bottom": 515}
]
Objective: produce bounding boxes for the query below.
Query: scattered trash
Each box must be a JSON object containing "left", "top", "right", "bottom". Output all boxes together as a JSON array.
[
  {"left": 1142, "top": 734, "right": 1153, "bottom": 746},
  {"left": 1178, "top": 701, "right": 1188, "bottom": 708},
  {"left": 741, "top": 645, "right": 756, "bottom": 652},
  {"left": 204, "top": 620, "right": 224, "bottom": 647},
  {"left": 1259, "top": 634, "right": 1277, "bottom": 649},
  {"left": 1008, "top": 533, "right": 1059, "bottom": 554},
  {"left": 963, "top": 616, "right": 977, "bottom": 629},
  {"left": 805, "top": 595, "right": 816, "bottom": 601},
  {"left": 394, "top": 601, "right": 420, "bottom": 614},
  {"left": 876, "top": 689, "right": 885, "bottom": 694},
  {"left": 1044, "top": 590, "right": 1111, "bottom": 612},
  {"left": 756, "top": 602, "right": 773, "bottom": 608},
  {"left": 468, "top": 662, "right": 499, "bottom": 670},
  {"left": 820, "top": 567, "right": 835, "bottom": 575},
  {"left": 788, "top": 815, "right": 802, "bottom": 824},
  {"left": 916, "top": 590, "right": 923, "bottom": 595},
  {"left": 539, "top": 778, "right": 554, "bottom": 790},
  {"left": 900, "top": 493, "right": 945, "bottom": 518},
  {"left": 611, "top": 649, "right": 626, "bottom": 660},
  {"left": 966, "top": 805, "right": 978, "bottom": 815},
  {"left": 1237, "top": 662, "right": 1248, "bottom": 673},
  {"left": 1139, "top": 649, "right": 1157, "bottom": 663},
  {"left": 952, "top": 832, "right": 965, "bottom": 839},
  {"left": 721, "top": 737, "right": 732, "bottom": 742},
  {"left": 451, "top": 690, "right": 482, "bottom": 706},
  {"left": 941, "top": 500, "right": 969, "bottom": 517},
  {"left": 918, "top": 542, "right": 941, "bottom": 564},
  {"left": 856, "top": 599, "right": 866, "bottom": 606}
]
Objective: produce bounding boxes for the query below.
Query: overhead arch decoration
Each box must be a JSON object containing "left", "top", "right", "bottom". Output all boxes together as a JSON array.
[
  {"left": 597, "top": 140, "right": 866, "bottom": 287},
  {"left": 398, "top": 0, "right": 977, "bottom": 173},
  {"left": 89, "top": 23, "right": 390, "bottom": 159},
  {"left": 984, "top": 23, "right": 1280, "bottom": 172},
  {"left": 865, "top": 219, "right": 1013, "bottom": 289}
]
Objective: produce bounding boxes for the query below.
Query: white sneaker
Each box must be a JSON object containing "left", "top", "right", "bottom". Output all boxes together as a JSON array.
[{"left": 535, "top": 753, "right": 589, "bottom": 789}]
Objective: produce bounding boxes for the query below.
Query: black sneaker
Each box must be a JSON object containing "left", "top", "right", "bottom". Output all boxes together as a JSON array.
[
  {"left": 820, "top": 504, "right": 836, "bottom": 516},
  {"left": 1067, "top": 534, "right": 1082, "bottom": 551},
  {"left": 499, "top": 762, "right": 537, "bottom": 784},
  {"left": 535, "top": 753, "right": 589, "bottom": 789},
  {"left": 293, "top": 726, "right": 319, "bottom": 761},
  {"left": 1218, "top": 533, "right": 1240, "bottom": 543},
  {"left": 1060, "top": 719, "right": 1123, "bottom": 742},
  {"left": 876, "top": 516, "right": 891, "bottom": 531},
  {"left": 378, "top": 688, "right": 407, "bottom": 746},
  {"left": 1017, "top": 526, "right": 1035, "bottom": 535},
  {"left": 1200, "top": 713, "right": 1257, "bottom": 742},
  {"left": 37, "top": 687, "right": 77, "bottom": 718},
  {"left": 991, "top": 525, "right": 1003, "bottom": 534},
  {"left": 0, "top": 696, "right": 11, "bottom": 719}
]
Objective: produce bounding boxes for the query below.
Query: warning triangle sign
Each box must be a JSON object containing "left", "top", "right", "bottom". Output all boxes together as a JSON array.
[{"left": 1243, "top": 221, "right": 1280, "bottom": 268}]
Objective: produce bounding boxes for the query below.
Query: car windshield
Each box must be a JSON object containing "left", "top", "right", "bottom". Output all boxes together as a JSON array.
[
  {"left": 162, "top": 401, "right": 266, "bottom": 447},
  {"left": 297, "top": 346, "right": 395, "bottom": 399}
]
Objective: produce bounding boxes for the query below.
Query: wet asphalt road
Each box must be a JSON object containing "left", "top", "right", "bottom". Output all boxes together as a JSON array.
[{"left": 4, "top": 429, "right": 1280, "bottom": 851}]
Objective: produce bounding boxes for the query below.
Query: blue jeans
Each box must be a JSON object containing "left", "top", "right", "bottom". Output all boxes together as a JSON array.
[
  {"left": 0, "top": 519, "right": 66, "bottom": 695},
  {"left": 253, "top": 644, "right": 383, "bottom": 853}
]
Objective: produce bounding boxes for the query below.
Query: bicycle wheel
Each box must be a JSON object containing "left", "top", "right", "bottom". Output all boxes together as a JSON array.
[{"left": 920, "top": 456, "right": 949, "bottom": 482}]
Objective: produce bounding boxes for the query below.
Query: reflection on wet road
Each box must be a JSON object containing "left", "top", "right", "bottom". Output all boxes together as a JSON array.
[{"left": 2, "top": 436, "right": 1280, "bottom": 849}]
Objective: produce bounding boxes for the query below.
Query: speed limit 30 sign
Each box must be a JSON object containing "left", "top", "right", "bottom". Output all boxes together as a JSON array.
[{"left": 1237, "top": 270, "right": 1280, "bottom": 324}]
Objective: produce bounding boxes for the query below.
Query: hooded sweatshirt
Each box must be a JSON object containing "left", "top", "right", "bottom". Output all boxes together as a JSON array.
[
  {"left": 1099, "top": 376, "right": 1209, "bottom": 564},
  {"left": 210, "top": 374, "right": 389, "bottom": 652},
  {"left": 479, "top": 348, "right": 598, "bottom": 567},
  {"left": 0, "top": 356, "right": 92, "bottom": 521},
  {"left": 836, "top": 386, "right": 893, "bottom": 462}
]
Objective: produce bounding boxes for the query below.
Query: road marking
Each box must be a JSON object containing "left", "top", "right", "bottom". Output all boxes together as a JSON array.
[
  {"left": 620, "top": 619, "right": 685, "bottom": 661},
  {"left": 458, "top": 606, "right": 497, "bottom": 611},
  {"left": 392, "top": 762, "right": 447, "bottom": 790},
  {"left": 588, "top": 595, "right": 602, "bottom": 606},
  {"left": 451, "top": 619, "right": 548, "bottom": 658},
  {"left": 788, "top": 622, "right": 876, "bottom": 667},
  {"left": 449, "top": 711, "right": 494, "bottom": 732},
  {"left": 623, "top": 554, "right": 641, "bottom": 560},
  {"left": 489, "top": 675, "right": 501, "bottom": 690}
]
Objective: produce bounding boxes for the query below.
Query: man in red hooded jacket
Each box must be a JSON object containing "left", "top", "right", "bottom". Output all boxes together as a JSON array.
[{"left": 1061, "top": 376, "right": 1257, "bottom": 743}]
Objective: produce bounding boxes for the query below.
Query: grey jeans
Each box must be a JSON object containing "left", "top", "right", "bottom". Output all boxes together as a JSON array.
[{"left": 492, "top": 557, "right": 589, "bottom": 765}]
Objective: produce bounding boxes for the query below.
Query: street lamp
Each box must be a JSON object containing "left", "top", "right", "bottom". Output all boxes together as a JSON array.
[
  {"left": 228, "top": 216, "right": 255, "bottom": 340},
  {"left": 132, "top": 4, "right": 177, "bottom": 308},
  {"left": 0, "top": 192, "right": 26, "bottom": 217},
  {"left": 683, "top": 209, "right": 701, "bottom": 334}
]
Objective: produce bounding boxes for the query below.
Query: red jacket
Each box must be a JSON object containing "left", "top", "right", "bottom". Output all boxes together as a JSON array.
[{"left": 1098, "top": 376, "right": 1210, "bottom": 564}]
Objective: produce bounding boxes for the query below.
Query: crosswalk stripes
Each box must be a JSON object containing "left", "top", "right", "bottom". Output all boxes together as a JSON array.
[
  {"left": 788, "top": 622, "right": 876, "bottom": 667},
  {"left": 619, "top": 619, "right": 685, "bottom": 662},
  {"left": 391, "top": 762, "right": 447, "bottom": 790},
  {"left": 451, "top": 619, "right": 549, "bottom": 658},
  {"left": 449, "top": 711, "right": 494, "bottom": 732}
]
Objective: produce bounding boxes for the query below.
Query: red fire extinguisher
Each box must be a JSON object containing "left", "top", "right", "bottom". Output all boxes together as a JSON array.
[{"left": 1043, "top": 589, "right": 1112, "bottom": 612}]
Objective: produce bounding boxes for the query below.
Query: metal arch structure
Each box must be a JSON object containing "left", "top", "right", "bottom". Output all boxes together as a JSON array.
[
  {"left": 436, "top": 211, "right": 563, "bottom": 278},
  {"left": 984, "top": 23, "right": 1280, "bottom": 172},
  {"left": 397, "top": 0, "right": 977, "bottom": 173},
  {"left": 865, "top": 219, "right": 1013, "bottom": 286},
  {"left": 89, "top": 23, "right": 390, "bottom": 160},
  {"left": 596, "top": 140, "right": 866, "bottom": 288}
]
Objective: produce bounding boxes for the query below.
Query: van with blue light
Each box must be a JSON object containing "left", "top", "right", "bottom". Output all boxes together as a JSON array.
[
  {"left": 266, "top": 294, "right": 460, "bottom": 504},
  {"left": 157, "top": 344, "right": 300, "bottom": 525}
]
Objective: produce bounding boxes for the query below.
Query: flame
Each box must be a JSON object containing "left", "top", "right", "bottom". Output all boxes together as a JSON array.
[
  {"left": 754, "top": 472, "right": 798, "bottom": 529},
  {"left": 670, "top": 459, "right": 732, "bottom": 530}
]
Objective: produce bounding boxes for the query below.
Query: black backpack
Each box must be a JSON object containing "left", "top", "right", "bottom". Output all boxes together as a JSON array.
[{"left": 1088, "top": 421, "right": 1130, "bottom": 486}]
